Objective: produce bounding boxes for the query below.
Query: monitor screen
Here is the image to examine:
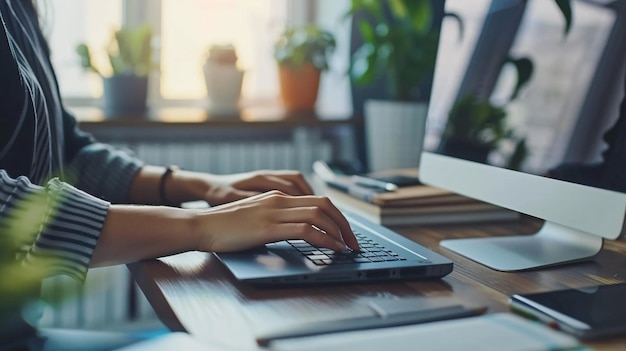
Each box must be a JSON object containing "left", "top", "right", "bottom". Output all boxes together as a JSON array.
[{"left": 419, "top": 0, "right": 626, "bottom": 271}]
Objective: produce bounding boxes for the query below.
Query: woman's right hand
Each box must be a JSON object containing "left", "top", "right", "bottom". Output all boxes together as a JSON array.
[{"left": 193, "top": 190, "right": 360, "bottom": 253}]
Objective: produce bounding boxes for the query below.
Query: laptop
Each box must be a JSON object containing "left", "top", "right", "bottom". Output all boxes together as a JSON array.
[
  {"left": 216, "top": 2, "right": 451, "bottom": 285},
  {"left": 214, "top": 211, "right": 453, "bottom": 285}
]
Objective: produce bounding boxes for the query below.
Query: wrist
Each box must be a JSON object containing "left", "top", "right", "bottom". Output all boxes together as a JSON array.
[
  {"left": 188, "top": 209, "right": 217, "bottom": 252},
  {"left": 95, "top": 205, "right": 201, "bottom": 266},
  {"left": 166, "top": 170, "right": 213, "bottom": 205},
  {"left": 159, "top": 165, "right": 180, "bottom": 206}
]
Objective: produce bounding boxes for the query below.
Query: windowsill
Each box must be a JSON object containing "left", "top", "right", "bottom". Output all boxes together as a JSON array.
[
  {"left": 72, "top": 103, "right": 358, "bottom": 132},
  {"left": 68, "top": 96, "right": 356, "bottom": 132}
]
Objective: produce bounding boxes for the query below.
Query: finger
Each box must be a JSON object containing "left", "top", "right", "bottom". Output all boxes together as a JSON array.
[
  {"left": 316, "top": 197, "right": 359, "bottom": 250},
  {"left": 214, "top": 189, "right": 282, "bottom": 207},
  {"left": 275, "top": 172, "right": 314, "bottom": 195},
  {"left": 277, "top": 207, "right": 345, "bottom": 246},
  {"left": 266, "top": 175, "right": 307, "bottom": 196},
  {"left": 274, "top": 195, "right": 359, "bottom": 250},
  {"left": 252, "top": 171, "right": 314, "bottom": 195},
  {"left": 239, "top": 175, "right": 304, "bottom": 196},
  {"left": 226, "top": 189, "right": 261, "bottom": 202},
  {"left": 270, "top": 223, "right": 346, "bottom": 251}
]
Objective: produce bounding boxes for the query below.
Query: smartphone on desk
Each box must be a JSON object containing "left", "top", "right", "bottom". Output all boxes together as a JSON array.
[{"left": 509, "top": 282, "right": 626, "bottom": 340}]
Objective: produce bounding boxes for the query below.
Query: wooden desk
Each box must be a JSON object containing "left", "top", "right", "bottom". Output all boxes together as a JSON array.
[{"left": 128, "top": 218, "right": 626, "bottom": 350}]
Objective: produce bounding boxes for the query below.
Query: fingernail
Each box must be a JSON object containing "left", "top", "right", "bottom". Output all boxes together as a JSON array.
[{"left": 337, "top": 243, "right": 348, "bottom": 252}]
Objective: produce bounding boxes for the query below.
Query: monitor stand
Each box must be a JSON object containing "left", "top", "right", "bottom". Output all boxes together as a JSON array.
[{"left": 440, "top": 221, "right": 604, "bottom": 271}]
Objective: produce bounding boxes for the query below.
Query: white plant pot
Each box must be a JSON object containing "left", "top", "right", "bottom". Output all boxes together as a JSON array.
[
  {"left": 203, "top": 61, "right": 244, "bottom": 115},
  {"left": 364, "top": 100, "right": 428, "bottom": 172}
]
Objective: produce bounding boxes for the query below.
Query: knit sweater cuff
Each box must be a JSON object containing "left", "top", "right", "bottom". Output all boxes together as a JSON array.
[{"left": 26, "top": 178, "right": 110, "bottom": 282}]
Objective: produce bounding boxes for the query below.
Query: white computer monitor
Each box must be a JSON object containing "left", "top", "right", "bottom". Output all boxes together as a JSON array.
[{"left": 420, "top": 0, "right": 626, "bottom": 271}]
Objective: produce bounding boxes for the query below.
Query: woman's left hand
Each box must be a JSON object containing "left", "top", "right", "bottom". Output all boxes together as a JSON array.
[{"left": 171, "top": 170, "right": 315, "bottom": 206}]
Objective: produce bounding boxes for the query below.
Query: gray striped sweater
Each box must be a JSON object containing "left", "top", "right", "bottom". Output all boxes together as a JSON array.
[{"left": 0, "top": 0, "right": 143, "bottom": 282}]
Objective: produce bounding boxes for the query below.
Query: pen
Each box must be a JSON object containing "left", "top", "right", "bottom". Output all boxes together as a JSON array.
[{"left": 352, "top": 175, "right": 398, "bottom": 192}]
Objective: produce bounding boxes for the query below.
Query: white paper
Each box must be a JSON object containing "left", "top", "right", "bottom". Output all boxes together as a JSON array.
[{"left": 267, "top": 313, "right": 581, "bottom": 351}]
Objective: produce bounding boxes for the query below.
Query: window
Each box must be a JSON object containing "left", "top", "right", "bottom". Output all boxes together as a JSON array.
[
  {"left": 42, "top": 0, "right": 291, "bottom": 106},
  {"left": 38, "top": 0, "right": 122, "bottom": 99},
  {"left": 160, "top": 0, "right": 288, "bottom": 101}
]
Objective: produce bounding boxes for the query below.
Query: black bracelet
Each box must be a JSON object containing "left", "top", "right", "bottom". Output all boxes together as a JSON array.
[{"left": 159, "top": 165, "right": 180, "bottom": 206}]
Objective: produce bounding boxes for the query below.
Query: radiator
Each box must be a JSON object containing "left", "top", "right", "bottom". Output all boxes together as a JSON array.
[
  {"left": 120, "top": 140, "right": 331, "bottom": 173},
  {"left": 38, "top": 138, "right": 332, "bottom": 330}
]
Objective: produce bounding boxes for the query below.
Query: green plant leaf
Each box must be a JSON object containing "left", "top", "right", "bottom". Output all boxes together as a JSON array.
[
  {"left": 521, "top": 0, "right": 572, "bottom": 36},
  {"left": 443, "top": 12, "right": 464, "bottom": 41},
  {"left": 75, "top": 44, "right": 102, "bottom": 76},
  {"left": 350, "top": 43, "right": 377, "bottom": 84},
  {"left": 107, "top": 24, "right": 153, "bottom": 76},
  {"left": 273, "top": 25, "right": 336, "bottom": 70},
  {"left": 506, "top": 138, "right": 529, "bottom": 171},
  {"left": 554, "top": 0, "right": 572, "bottom": 37},
  {"left": 346, "top": 0, "right": 384, "bottom": 22},
  {"left": 444, "top": 95, "right": 511, "bottom": 148},
  {"left": 347, "top": 0, "right": 450, "bottom": 101},
  {"left": 108, "top": 54, "right": 125, "bottom": 75},
  {"left": 358, "top": 19, "right": 376, "bottom": 44},
  {"left": 402, "top": 0, "right": 432, "bottom": 34},
  {"left": 505, "top": 57, "right": 533, "bottom": 101}
]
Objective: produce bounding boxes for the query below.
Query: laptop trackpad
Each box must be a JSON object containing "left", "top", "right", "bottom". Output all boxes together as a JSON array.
[{"left": 247, "top": 242, "right": 310, "bottom": 270}]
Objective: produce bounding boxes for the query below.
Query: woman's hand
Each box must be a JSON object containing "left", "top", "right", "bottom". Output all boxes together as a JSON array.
[
  {"left": 200, "top": 170, "right": 314, "bottom": 205},
  {"left": 193, "top": 190, "right": 360, "bottom": 253},
  {"left": 93, "top": 190, "right": 359, "bottom": 268},
  {"left": 166, "top": 169, "right": 315, "bottom": 206}
]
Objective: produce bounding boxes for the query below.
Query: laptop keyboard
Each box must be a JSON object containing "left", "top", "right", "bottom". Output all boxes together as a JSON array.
[{"left": 286, "top": 230, "right": 408, "bottom": 266}]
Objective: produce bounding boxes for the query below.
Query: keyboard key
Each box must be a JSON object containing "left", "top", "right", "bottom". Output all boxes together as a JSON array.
[
  {"left": 306, "top": 254, "right": 329, "bottom": 261},
  {"left": 379, "top": 255, "right": 399, "bottom": 261},
  {"left": 287, "top": 240, "right": 307, "bottom": 245},
  {"left": 306, "top": 250, "right": 325, "bottom": 256},
  {"left": 333, "top": 257, "right": 355, "bottom": 264},
  {"left": 286, "top": 231, "right": 403, "bottom": 266}
]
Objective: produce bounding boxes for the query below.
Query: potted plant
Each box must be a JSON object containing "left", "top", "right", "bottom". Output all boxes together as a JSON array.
[
  {"left": 273, "top": 25, "right": 336, "bottom": 111},
  {"left": 347, "top": 0, "right": 459, "bottom": 172},
  {"left": 203, "top": 44, "right": 244, "bottom": 116},
  {"left": 438, "top": 94, "right": 529, "bottom": 167},
  {"left": 76, "top": 24, "right": 154, "bottom": 118},
  {"left": 438, "top": 56, "right": 534, "bottom": 170}
]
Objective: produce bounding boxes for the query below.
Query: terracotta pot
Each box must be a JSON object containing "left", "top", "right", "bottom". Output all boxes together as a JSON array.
[{"left": 278, "top": 63, "right": 321, "bottom": 110}]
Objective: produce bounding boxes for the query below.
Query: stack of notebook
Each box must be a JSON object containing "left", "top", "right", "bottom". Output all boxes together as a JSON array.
[{"left": 323, "top": 173, "right": 519, "bottom": 226}]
